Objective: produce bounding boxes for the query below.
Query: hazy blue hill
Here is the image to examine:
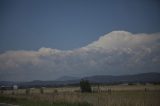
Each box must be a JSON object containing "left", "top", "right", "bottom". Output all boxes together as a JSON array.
[
  {"left": 55, "top": 76, "right": 79, "bottom": 81},
  {"left": 84, "top": 72, "right": 160, "bottom": 83},
  {"left": 0, "top": 72, "right": 160, "bottom": 88}
]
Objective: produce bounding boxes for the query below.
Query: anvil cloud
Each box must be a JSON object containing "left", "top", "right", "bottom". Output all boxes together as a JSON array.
[{"left": 0, "top": 31, "right": 160, "bottom": 81}]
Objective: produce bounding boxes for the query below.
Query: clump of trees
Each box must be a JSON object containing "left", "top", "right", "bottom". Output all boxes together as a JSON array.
[{"left": 80, "top": 79, "right": 92, "bottom": 93}]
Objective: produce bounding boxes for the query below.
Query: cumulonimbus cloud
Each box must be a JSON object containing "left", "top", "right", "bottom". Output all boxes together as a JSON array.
[{"left": 0, "top": 31, "right": 160, "bottom": 81}]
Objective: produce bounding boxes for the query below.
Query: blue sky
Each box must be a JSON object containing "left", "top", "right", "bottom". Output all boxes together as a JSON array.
[
  {"left": 0, "top": 0, "right": 160, "bottom": 81},
  {"left": 1, "top": 0, "right": 160, "bottom": 51}
]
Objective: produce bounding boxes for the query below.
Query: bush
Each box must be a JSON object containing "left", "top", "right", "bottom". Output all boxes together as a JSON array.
[
  {"left": 80, "top": 79, "right": 92, "bottom": 93},
  {"left": 0, "top": 90, "right": 4, "bottom": 94},
  {"left": 40, "top": 88, "right": 44, "bottom": 94},
  {"left": 25, "top": 88, "right": 30, "bottom": 95},
  {"left": 54, "top": 89, "right": 58, "bottom": 93}
]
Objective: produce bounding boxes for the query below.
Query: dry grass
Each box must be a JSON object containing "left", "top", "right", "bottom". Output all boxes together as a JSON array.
[{"left": 1, "top": 85, "right": 160, "bottom": 106}]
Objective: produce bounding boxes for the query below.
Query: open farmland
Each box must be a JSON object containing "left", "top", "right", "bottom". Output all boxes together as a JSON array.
[{"left": 0, "top": 85, "right": 160, "bottom": 106}]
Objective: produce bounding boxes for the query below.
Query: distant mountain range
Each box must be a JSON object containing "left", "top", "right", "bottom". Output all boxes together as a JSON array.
[
  {"left": 55, "top": 76, "right": 79, "bottom": 81},
  {"left": 83, "top": 72, "right": 160, "bottom": 83},
  {"left": 0, "top": 72, "right": 160, "bottom": 88}
]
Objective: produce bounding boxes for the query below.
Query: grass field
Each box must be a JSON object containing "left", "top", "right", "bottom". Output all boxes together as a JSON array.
[{"left": 0, "top": 85, "right": 160, "bottom": 106}]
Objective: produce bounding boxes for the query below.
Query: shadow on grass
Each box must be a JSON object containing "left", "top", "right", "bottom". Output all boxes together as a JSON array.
[{"left": 0, "top": 95, "right": 92, "bottom": 106}]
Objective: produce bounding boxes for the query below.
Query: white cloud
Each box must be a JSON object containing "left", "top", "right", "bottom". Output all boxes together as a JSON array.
[
  {"left": 86, "top": 31, "right": 160, "bottom": 50},
  {"left": 0, "top": 31, "right": 160, "bottom": 81}
]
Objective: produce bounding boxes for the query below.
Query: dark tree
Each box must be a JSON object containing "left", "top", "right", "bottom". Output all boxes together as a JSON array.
[{"left": 80, "top": 79, "right": 92, "bottom": 93}]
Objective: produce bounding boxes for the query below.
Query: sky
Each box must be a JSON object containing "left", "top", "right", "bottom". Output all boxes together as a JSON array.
[{"left": 0, "top": 0, "right": 160, "bottom": 81}]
